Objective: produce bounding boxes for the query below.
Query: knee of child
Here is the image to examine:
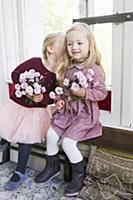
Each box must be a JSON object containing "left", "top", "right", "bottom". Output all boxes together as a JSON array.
[
  {"left": 62, "top": 138, "right": 69, "bottom": 152},
  {"left": 46, "top": 127, "right": 59, "bottom": 143},
  {"left": 62, "top": 137, "right": 75, "bottom": 153}
]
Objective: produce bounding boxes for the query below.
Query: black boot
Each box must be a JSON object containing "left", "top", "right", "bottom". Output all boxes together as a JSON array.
[
  {"left": 0, "top": 138, "right": 9, "bottom": 152},
  {"left": 34, "top": 154, "right": 61, "bottom": 183},
  {"left": 64, "top": 159, "right": 85, "bottom": 197}
]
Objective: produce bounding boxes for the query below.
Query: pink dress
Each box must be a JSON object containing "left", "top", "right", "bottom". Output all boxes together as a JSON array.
[
  {"left": 0, "top": 57, "right": 56, "bottom": 144},
  {"left": 51, "top": 64, "right": 108, "bottom": 142}
]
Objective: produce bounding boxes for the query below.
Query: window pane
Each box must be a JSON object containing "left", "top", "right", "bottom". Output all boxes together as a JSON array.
[
  {"left": 94, "top": 24, "right": 112, "bottom": 86},
  {"left": 93, "top": 0, "right": 113, "bottom": 86},
  {"left": 24, "top": 0, "right": 80, "bottom": 58},
  {"left": 94, "top": 0, "right": 113, "bottom": 16},
  {"left": 42, "top": 0, "right": 80, "bottom": 34}
]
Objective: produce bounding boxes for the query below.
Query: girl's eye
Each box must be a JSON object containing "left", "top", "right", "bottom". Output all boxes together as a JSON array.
[
  {"left": 78, "top": 42, "right": 82, "bottom": 45},
  {"left": 67, "top": 43, "right": 72, "bottom": 46}
]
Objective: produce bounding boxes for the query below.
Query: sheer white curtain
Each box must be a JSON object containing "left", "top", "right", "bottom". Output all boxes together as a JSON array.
[{"left": 0, "top": 0, "right": 19, "bottom": 103}]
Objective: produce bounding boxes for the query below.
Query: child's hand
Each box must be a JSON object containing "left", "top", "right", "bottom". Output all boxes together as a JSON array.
[
  {"left": 56, "top": 100, "right": 65, "bottom": 110},
  {"left": 72, "top": 87, "right": 86, "bottom": 97},
  {"left": 33, "top": 94, "right": 43, "bottom": 102},
  {"left": 27, "top": 94, "right": 43, "bottom": 103}
]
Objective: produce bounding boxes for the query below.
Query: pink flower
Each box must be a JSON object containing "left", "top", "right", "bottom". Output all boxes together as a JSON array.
[
  {"left": 49, "top": 87, "right": 63, "bottom": 100},
  {"left": 93, "top": 81, "right": 99, "bottom": 87},
  {"left": 41, "top": 86, "right": 46, "bottom": 93},
  {"left": 71, "top": 82, "right": 80, "bottom": 92},
  {"left": 74, "top": 71, "right": 85, "bottom": 79},
  {"left": 34, "top": 87, "right": 41, "bottom": 94},
  {"left": 26, "top": 86, "right": 33, "bottom": 96},
  {"left": 63, "top": 78, "right": 70, "bottom": 86},
  {"left": 49, "top": 70, "right": 95, "bottom": 101},
  {"left": 33, "top": 82, "right": 41, "bottom": 88},
  {"left": 15, "top": 90, "right": 22, "bottom": 98},
  {"left": 29, "top": 69, "right": 35, "bottom": 73},
  {"left": 20, "top": 82, "right": 28, "bottom": 89},
  {"left": 88, "top": 68, "right": 94, "bottom": 76},
  {"left": 34, "top": 72, "right": 41, "bottom": 77},
  {"left": 15, "top": 84, "right": 20, "bottom": 90},
  {"left": 15, "top": 69, "right": 46, "bottom": 103},
  {"left": 55, "top": 87, "right": 64, "bottom": 95},
  {"left": 21, "top": 90, "right": 26, "bottom": 95},
  {"left": 81, "top": 81, "right": 88, "bottom": 88},
  {"left": 19, "top": 71, "right": 28, "bottom": 82},
  {"left": 87, "top": 69, "right": 94, "bottom": 82},
  {"left": 49, "top": 91, "right": 56, "bottom": 99}
]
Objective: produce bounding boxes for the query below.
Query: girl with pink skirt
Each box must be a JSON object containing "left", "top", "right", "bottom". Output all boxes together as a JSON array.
[{"left": 0, "top": 32, "right": 65, "bottom": 190}]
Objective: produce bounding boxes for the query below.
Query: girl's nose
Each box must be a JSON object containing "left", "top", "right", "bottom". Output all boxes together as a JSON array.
[{"left": 72, "top": 43, "right": 78, "bottom": 49}]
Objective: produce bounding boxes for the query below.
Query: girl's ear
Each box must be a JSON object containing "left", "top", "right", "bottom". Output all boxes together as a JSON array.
[{"left": 46, "top": 45, "right": 54, "bottom": 53}]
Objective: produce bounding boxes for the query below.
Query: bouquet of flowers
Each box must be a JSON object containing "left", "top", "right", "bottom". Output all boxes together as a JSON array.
[
  {"left": 49, "top": 68, "right": 95, "bottom": 101},
  {"left": 14, "top": 69, "right": 46, "bottom": 104}
]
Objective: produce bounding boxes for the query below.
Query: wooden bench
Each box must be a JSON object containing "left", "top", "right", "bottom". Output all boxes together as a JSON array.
[
  {"left": 1, "top": 126, "right": 133, "bottom": 182},
  {"left": 1, "top": 140, "right": 90, "bottom": 182}
]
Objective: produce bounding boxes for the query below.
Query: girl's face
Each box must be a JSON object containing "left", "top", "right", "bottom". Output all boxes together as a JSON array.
[{"left": 66, "top": 30, "right": 89, "bottom": 62}]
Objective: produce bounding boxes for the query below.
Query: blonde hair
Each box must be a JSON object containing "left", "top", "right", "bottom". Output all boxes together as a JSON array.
[
  {"left": 42, "top": 32, "right": 64, "bottom": 58},
  {"left": 42, "top": 32, "right": 66, "bottom": 78},
  {"left": 57, "top": 22, "right": 104, "bottom": 84}
]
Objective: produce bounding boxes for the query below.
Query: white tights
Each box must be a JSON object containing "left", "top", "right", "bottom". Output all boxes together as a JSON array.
[{"left": 46, "top": 127, "right": 83, "bottom": 163}]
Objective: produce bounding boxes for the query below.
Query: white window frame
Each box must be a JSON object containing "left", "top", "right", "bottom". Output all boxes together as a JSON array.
[
  {"left": 88, "top": 0, "right": 133, "bottom": 130},
  {"left": 121, "top": 0, "right": 133, "bottom": 128}
]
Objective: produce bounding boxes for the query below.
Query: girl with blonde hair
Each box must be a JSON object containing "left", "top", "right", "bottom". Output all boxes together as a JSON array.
[
  {"left": 0, "top": 32, "right": 65, "bottom": 190},
  {"left": 35, "top": 23, "right": 107, "bottom": 197}
]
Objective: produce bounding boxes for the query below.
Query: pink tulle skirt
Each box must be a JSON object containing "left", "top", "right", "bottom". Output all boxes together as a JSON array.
[{"left": 0, "top": 100, "right": 51, "bottom": 144}]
